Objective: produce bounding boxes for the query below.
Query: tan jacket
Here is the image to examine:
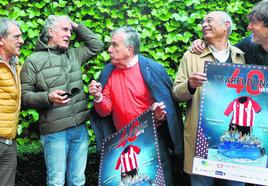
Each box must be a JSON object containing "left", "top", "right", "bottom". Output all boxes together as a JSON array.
[
  {"left": 0, "top": 60, "right": 21, "bottom": 139},
  {"left": 172, "top": 46, "right": 245, "bottom": 174}
]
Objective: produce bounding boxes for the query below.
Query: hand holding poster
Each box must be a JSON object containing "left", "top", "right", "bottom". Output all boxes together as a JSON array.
[
  {"left": 193, "top": 62, "right": 268, "bottom": 185},
  {"left": 98, "top": 108, "right": 165, "bottom": 186}
]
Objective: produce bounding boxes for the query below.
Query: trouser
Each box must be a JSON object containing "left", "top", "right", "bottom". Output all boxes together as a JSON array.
[
  {"left": 0, "top": 141, "right": 17, "bottom": 186},
  {"left": 157, "top": 125, "right": 173, "bottom": 186},
  {"left": 41, "top": 123, "right": 89, "bottom": 186}
]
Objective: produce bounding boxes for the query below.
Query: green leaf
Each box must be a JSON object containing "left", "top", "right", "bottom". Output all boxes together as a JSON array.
[
  {"left": 75, "top": 0, "right": 84, "bottom": 8},
  {"left": 58, "top": 0, "right": 67, "bottom": 7},
  {"left": 28, "top": 109, "right": 39, "bottom": 121},
  {"left": 17, "top": 124, "right": 23, "bottom": 135},
  {"left": 106, "top": 19, "right": 114, "bottom": 30},
  {"left": 0, "top": 0, "right": 9, "bottom": 5},
  {"left": 0, "top": 9, "right": 9, "bottom": 16},
  {"left": 27, "top": 29, "right": 39, "bottom": 38},
  {"left": 165, "top": 46, "right": 177, "bottom": 53},
  {"left": 100, "top": 51, "right": 110, "bottom": 61},
  {"left": 172, "top": 13, "right": 188, "bottom": 22}
]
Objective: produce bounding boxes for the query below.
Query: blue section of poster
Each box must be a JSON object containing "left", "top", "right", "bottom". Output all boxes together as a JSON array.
[
  {"left": 193, "top": 62, "right": 268, "bottom": 185},
  {"left": 98, "top": 108, "right": 165, "bottom": 186}
]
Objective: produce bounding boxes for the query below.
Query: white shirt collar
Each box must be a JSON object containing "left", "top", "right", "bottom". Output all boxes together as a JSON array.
[
  {"left": 126, "top": 55, "right": 138, "bottom": 68},
  {"left": 209, "top": 41, "right": 230, "bottom": 63}
]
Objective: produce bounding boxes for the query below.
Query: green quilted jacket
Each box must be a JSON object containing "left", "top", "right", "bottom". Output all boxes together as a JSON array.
[{"left": 20, "top": 24, "right": 104, "bottom": 134}]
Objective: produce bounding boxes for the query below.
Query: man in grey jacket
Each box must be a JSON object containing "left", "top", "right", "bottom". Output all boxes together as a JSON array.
[{"left": 20, "top": 15, "right": 103, "bottom": 186}]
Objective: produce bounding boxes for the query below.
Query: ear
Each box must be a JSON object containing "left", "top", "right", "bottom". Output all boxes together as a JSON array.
[
  {"left": 48, "top": 28, "right": 53, "bottom": 37},
  {"left": 128, "top": 46, "right": 134, "bottom": 56},
  {"left": 225, "top": 21, "right": 231, "bottom": 30},
  {"left": 0, "top": 37, "right": 3, "bottom": 47}
]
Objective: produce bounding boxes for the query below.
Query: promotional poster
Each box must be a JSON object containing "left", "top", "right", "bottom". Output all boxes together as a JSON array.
[
  {"left": 193, "top": 62, "right": 268, "bottom": 185},
  {"left": 98, "top": 108, "right": 165, "bottom": 186}
]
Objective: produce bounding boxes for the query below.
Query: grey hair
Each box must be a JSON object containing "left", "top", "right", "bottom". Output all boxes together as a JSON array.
[
  {"left": 41, "top": 15, "right": 70, "bottom": 43},
  {"left": 0, "top": 18, "right": 20, "bottom": 38},
  {"left": 111, "top": 26, "right": 140, "bottom": 55},
  {"left": 209, "top": 11, "right": 233, "bottom": 35},
  {"left": 248, "top": 0, "right": 268, "bottom": 27}
]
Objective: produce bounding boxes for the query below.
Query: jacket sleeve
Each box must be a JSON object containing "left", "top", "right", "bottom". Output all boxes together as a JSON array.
[
  {"left": 71, "top": 24, "right": 104, "bottom": 65},
  {"left": 20, "top": 59, "right": 52, "bottom": 110},
  {"left": 143, "top": 57, "right": 184, "bottom": 155},
  {"left": 172, "top": 52, "right": 194, "bottom": 101}
]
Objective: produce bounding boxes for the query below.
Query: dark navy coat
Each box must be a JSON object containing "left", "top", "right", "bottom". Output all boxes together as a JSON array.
[{"left": 90, "top": 55, "right": 184, "bottom": 155}]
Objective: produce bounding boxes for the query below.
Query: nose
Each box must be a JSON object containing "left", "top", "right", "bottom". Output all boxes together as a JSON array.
[
  {"left": 66, "top": 30, "right": 71, "bottom": 37},
  {"left": 19, "top": 37, "right": 24, "bottom": 45},
  {"left": 202, "top": 20, "right": 208, "bottom": 27},
  {"left": 247, "top": 22, "right": 253, "bottom": 31},
  {"left": 202, "top": 22, "right": 208, "bottom": 32},
  {"left": 108, "top": 45, "right": 113, "bottom": 53}
]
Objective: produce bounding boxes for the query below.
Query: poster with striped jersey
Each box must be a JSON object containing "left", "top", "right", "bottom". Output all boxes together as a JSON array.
[
  {"left": 98, "top": 107, "right": 165, "bottom": 186},
  {"left": 193, "top": 61, "right": 268, "bottom": 185}
]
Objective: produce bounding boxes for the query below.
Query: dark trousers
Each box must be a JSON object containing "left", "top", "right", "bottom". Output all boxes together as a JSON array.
[
  {"left": 0, "top": 141, "right": 17, "bottom": 186},
  {"left": 157, "top": 125, "right": 173, "bottom": 186}
]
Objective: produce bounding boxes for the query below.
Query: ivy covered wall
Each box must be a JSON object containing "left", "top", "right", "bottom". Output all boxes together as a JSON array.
[{"left": 0, "top": 0, "right": 259, "bottom": 148}]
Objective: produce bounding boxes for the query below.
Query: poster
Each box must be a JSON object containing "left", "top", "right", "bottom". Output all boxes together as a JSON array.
[
  {"left": 193, "top": 62, "right": 268, "bottom": 185},
  {"left": 98, "top": 108, "right": 165, "bottom": 186}
]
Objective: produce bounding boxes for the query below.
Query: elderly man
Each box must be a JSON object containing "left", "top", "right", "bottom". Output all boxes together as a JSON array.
[
  {"left": 20, "top": 15, "right": 103, "bottom": 185},
  {"left": 0, "top": 17, "right": 24, "bottom": 186},
  {"left": 172, "top": 11, "right": 245, "bottom": 186},
  {"left": 89, "top": 26, "right": 183, "bottom": 186}
]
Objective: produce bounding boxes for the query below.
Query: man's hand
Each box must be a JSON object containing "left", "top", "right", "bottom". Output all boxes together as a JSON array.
[
  {"left": 190, "top": 39, "right": 206, "bottom": 55},
  {"left": 152, "top": 102, "right": 166, "bottom": 127},
  {"left": 188, "top": 72, "right": 207, "bottom": 89},
  {"left": 48, "top": 90, "right": 70, "bottom": 105},
  {"left": 89, "top": 80, "right": 102, "bottom": 102},
  {"left": 69, "top": 19, "right": 78, "bottom": 29}
]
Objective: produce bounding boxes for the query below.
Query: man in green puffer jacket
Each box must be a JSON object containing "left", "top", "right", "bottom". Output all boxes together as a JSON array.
[{"left": 20, "top": 15, "right": 103, "bottom": 186}]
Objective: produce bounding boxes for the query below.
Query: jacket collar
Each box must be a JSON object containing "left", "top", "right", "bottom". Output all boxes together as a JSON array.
[
  {"left": 0, "top": 56, "right": 18, "bottom": 66},
  {"left": 200, "top": 44, "right": 244, "bottom": 58}
]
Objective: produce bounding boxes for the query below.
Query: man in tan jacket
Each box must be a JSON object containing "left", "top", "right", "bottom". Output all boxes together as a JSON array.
[
  {"left": 0, "top": 18, "right": 24, "bottom": 186},
  {"left": 172, "top": 11, "right": 245, "bottom": 186}
]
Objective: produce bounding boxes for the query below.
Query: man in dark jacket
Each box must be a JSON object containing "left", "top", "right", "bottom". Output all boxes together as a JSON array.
[
  {"left": 89, "top": 26, "right": 184, "bottom": 186},
  {"left": 191, "top": 0, "right": 268, "bottom": 67},
  {"left": 236, "top": 0, "right": 268, "bottom": 66},
  {"left": 20, "top": 15, "right": 103, "bottom": 186}
]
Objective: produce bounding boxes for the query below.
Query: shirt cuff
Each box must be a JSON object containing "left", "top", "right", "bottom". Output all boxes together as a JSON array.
[{"left": 94, "top": 94, "right": 103, "bottom": 103}]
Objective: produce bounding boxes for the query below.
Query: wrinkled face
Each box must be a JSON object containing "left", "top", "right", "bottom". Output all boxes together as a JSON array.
[
  {"left": 48, "top": 18, "right": 72, "bottom": 49},
  {"left": 1, "top": 23, "right": 24, "bottom": 58},
  {"left": 247, "top": 16, "right": 268, "bottom": 45},
  {"left": 202, "top": 12, "right": 227, "bottom": 43},
  {"left": 108, "top": 32, "right": 133, "bottom": 67}
]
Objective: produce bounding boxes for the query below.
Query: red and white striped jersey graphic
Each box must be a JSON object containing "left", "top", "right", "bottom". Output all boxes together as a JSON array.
[
  {"left": 115, "top": 145, "right": 141, "bottom": 173},
  {"left": 224, "top": 96, "right": 261, "bottom": 127}
]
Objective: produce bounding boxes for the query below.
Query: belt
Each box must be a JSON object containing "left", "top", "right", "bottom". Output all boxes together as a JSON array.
[{"left": 0, "top": 137, "right": 13, "bottom": 145}]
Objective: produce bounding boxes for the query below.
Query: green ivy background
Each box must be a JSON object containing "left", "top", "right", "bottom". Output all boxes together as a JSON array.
[{"left": 0, "top": 0, "right": 259, "bottom": 151}]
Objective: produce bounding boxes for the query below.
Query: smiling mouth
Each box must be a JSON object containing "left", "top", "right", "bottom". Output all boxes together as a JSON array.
[{"left": 202, "top": 28, "right": 211, "bottom": 33}]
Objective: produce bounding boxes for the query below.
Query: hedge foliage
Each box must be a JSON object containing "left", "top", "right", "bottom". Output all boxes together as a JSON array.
[{"left": 0, "top": 0, "right": 258, "bottom": 149}]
